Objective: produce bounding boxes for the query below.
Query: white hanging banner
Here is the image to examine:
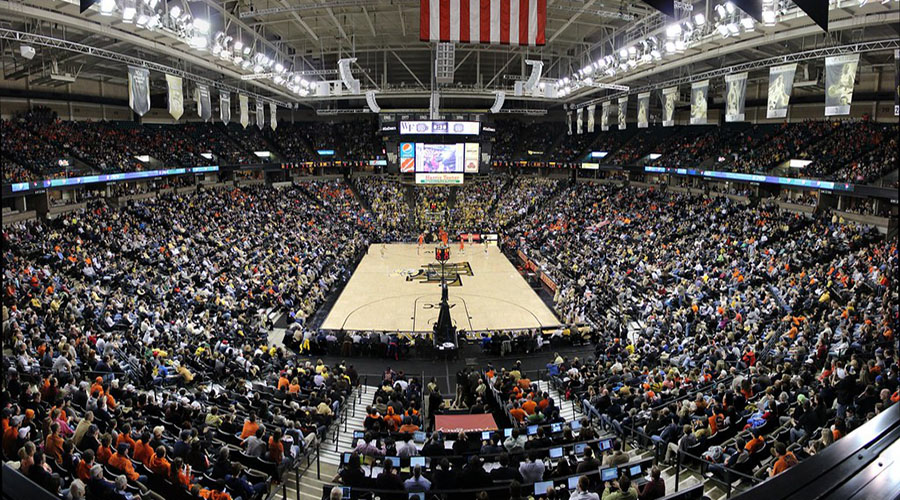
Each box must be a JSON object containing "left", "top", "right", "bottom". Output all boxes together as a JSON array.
[
  {"left": 256, "top": 99, "right": 265, "bottom": 130},
  {"left": 128, "top": 66, "right": 151, "bottom": 116},
  {"left": 895, "top": 50, "right": 899, "bottom": 116},
  {"left": 825, "top": 54, "right": 859, "bottom": 116},
  {"left": 586, "top": 104, "right": 596, "bottom": 133},
  {"left": 239, "top": 94, "right": 249, "bottom": 129},
  {"left": 567, "top": 110, "right": 573, "bottom": 136},
  {"left": 165, "top": 74, "right": 183, "bottom": 120},
  {"left": 601, "top": 102, "right": 610, "bottom": 132},
  {"left": 269, "top": 102, "right": 277, "bottom": 131},
  {"left": 637, "top": 92, "right": 650, "bottom": 128},
  {"left": 220, "top": 92, "right": 231, "bottom": 125},
  {"left": 662, "top": 87, "right": 677, "bottom": 127},
  {"left": 767, "top": 63, "right": 797, "bottom": 119},
  {"left": 724, "top": 72, "right": 747, "bottom": 122},
  {"left": 196, "top": 84, "right": 212, "bottom": 122},
  {"left": 576, "top": 107, "right": 583, "bottom": 134},
  {"left": 690, "top": 80, "right": 708, "bottom": 125},
  {"left": 617, "top": 96, "right": 627, "bottom": 130}
]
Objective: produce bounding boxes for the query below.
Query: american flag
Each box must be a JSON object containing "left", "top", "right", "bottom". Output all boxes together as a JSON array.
[{"left": 420, "top": 0, "right": 547, "bottom": 46}]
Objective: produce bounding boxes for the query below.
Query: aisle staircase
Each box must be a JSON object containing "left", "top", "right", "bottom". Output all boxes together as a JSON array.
[{"left": 319, "top": 385, "right": 378, "bottom": 466}]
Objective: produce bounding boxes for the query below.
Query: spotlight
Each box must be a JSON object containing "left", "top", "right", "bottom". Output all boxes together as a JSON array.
[
  {"left": 628, "top": 46, "right": 637, "bottom": 55},
  {"left": 253, "top": 64, "right": 263, "bottom": 73},
  {"left": 233, "top": 40, "right": 243, "bottom": 51},
  {"left": 762, "top": 9, "right": 776, "bottom": 24},
  {"left": 666, "top": 23, "right": 682, "bottom": 38},
  {"left": 619, "top": 47, "right": 629, "bottom": 58},
  {"left": 146, "top": 15, "right": 159, "bottom": 29},
  {"left": 275, "top": 63, "right": 284, "bottom": 73},
  {"left": 99, "top": 0, "right": 115, "bottom": 15},
  {"left": 727, "top": 22, "right": 740, "bottom": 35},
  {"left": 193, "top": 18, "right": 210, "bottom": 34},
  {"left": 665, "top": 41, "right": 677, "bottom": 53},
  {"left": 715, "top": 5, "right": 727, "bottom": 18},
  {"left": 19, "top": 45, "right": 35, "bottom": 59},
  {"left": 675, "top": 40, "right": 685, "bottom": 51},
  {"left": 243, "top": 47, "right": 251, "bottom": 55},
  {"left": 694, "top": 13, "right": 706, "bottom": 25},
  {"left": 190, "top": 35, "right": 207, "bottom": 50},
  {"left": 136, "top": 14, "right": 149, "bottom": 26},
  {"left": 740, "top": 17, "right": 755, "bottom": 30},
  {"left": 725, "top": 2, "right": 736, "bottom": 14},
  {"left": 651, "top": 49, "right": 662, "bottom": 59},
  {"left": 169, "top": 5, "right": 181, "bottom": 18},
  {"left": 122, "top": 6, "right": 136, "bottom": 22},
  {"left": 717, "top": 24, "right": 730, "bottom": 36}
]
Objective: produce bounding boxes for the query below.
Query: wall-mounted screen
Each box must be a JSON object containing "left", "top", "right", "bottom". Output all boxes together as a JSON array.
[
  {"left": 415, "top": 143, "right": 464, "bottom": 173},
  {"left": 400, "top": 120, "right": 480, "bottom": 135}
]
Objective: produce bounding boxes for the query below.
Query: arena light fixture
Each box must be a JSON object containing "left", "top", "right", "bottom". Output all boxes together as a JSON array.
[
  {"left": 619, "top": 47, "right": 629, "bottom": 58},
  {"left": 714, "top": 4, "right": 727, "bottom": 18},
  {"left": 233, "top": 40, "right": 243, "bottom": 51},
  {"left": 666, "top": 23, "right": 682, "bottom": 38},
  {"left": 694, "top": 13, "right": 706, "bottom": 25},
  {"left": 725, "top": 1, "right": 736, "bottom": 14},
  {"left": 146, "top": 14, "right": 160, "bottom": 29},
  {"left": 717, "top": 23, "right": 730, "bottom": 36},
  {"left": 275, "top": 63, "right": 284, "bottom": 73},
  {"left": 665, "top": 40, "right": 677, "bottom": 53},
  {"left": 136, "top": 14, "right": 149, "bottom": 26},
  {"left": 122, "top": 6, "right": 136, "bottom": 22},
  {"left": 169, "top": 5, "right": 181, "bottom": 18},
  {"left": 675, "top": 39, "right": 686, "bottom": 51},
  {"left": 741, "top": 16, "right": 755, "bottom": 30},
  {"left": 99, "top": 0, "right": 115, "bottom": 15},
  {"left": 727, "top": 22, "right": 740, "bottom": 35},
  {"left": 193, "top": 18, "right": 210, "bottom": 35}
]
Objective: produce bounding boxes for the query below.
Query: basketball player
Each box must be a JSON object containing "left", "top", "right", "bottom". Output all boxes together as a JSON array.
[
  {"left": 467, "top": 233, "right": 474, "bottom": 246},
  {"left": 417, "top": 233, "right": 424, "bottom": 255},
  {"left": 440, "top": 228, "right": 448, "bottom": 246},
  {"left": 380, "top": 243, "right": 386, "bottom": 259},
  {"left": 459, "top": 236, "right": 465, "bottom": 254}
]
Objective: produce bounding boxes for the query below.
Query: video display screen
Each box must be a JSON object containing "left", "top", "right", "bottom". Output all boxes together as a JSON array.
[{"left": 415, "top": 143, "right": 464, "bottom": 173}]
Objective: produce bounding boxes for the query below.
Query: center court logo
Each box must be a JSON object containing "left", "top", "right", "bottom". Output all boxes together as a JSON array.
[{"left": 394, "top": 262, "right": 473, "bottom": 287}]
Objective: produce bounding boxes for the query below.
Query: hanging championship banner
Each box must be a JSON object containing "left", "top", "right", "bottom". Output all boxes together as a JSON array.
[
  {"left": 825, "top": 54, "right": 859, "bottom": 116},
  {"left": 895, "top": 50, "right": 899, "bottom": 116},
  {"left": 724, "top": 72, "right": 747, "bottom": 122},
  {"left": 220, "top": 92, "right": 231, "bottom": 125},
  {"left": 617, "top": 96, "right": 627, "bottom": 130},
  {"left": 637, "top": 92, "right": 650, "bottom": 128},
  {"left": 165, "top": 74, "right": 183, "bottom": 120},
  {"left": 690, "top": 80, "right": 708, "bottom": 125},
  {"left": 601, "top": 102, "right": 610, "bottom": 131},
  {"left": 256, "top": 99, "right": 265, "bottom": 130},
  {"left": 662, "top": 87, "right": 677, "bottom": 127},
  {"left": 767, "top": 63, "right": 796, "bottom": 119},
  {"left": 567, "top": 110, "right": 573, "bottom": 135},
  {"left": 576, "top": 108, "right": 583, "bottom": 134},
  {"left": 239, "top": 94, "right": 249, "bottom": 128},
  {"left": 196, "top": 84, "right": 212, "bottom": 122},
  {"left": 128, "top": 66, "right": 150, "bottom": 116},
  {"left": 587, "top": 104, "right": 596, "bottom": 133},
  {"left": 269, "top": 102, "right": 277, "bottom": 131}
]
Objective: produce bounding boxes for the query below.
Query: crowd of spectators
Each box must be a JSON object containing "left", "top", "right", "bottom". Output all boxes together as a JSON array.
[
  {"left": 448, "top": 178, "right": 506, "bottom": 233},
  {"left": 494, "top": 178, "right": 561, "bottom": 228},
  {"left": 716, "top": 121, "right": 832, "bottom": 174},
  {"left": 491, "top": 120, "right": 560, "bottom": 162},
  {"left": 1, "top": 180, "right": 381, "bottom": 500}
]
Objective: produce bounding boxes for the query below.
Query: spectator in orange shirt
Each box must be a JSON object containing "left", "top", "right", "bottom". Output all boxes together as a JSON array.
[
  {"left": 169, "top": 457, "right": 193, "bottom": 488},
  {"left": 769, "top": 442, "right": 798, "bottom": 477},
  {"left": 116, "top": 424, "right": 136, "bottom": 451},
  {"left": 132, "top": 432, "right": 154, "bottom": 467},
  {"left": 745, "top": 432, "right": 765, "bottom": 455},
  {"left": 277, "top": 374, "right": 290, "bottom": 391},
  {"left": 268, "top": 430, "right": 288, "bottom": 465},
  {"left": 148, "top": 446, "right": 171, "bottom": 476},
  {"left": 107, "top": 443, "right": 144, "bottom": 483},
  {"left": 509, "top": 402, "right": 526, "bottom": 423},
  {"left": 96, "top": 434, "right": 113, "bottom": 464},
  {"left": 75, "top": 449, "right": 94, "bottom": 481},
  {"left": 44, "top": 422, "right": 64, "bottom": 462},
  {"left": 240, "top": 413, "right": 260, "bottom": 439},
  {"left": 190, "top": 484, "right": 233, "bottom": 500},
  {"left": 521, "top": 396, "right": 538, "bottom": 416}
]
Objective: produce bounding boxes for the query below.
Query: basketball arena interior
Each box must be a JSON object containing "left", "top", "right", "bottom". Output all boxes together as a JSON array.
[{"left": 1, "top": 1, "right": 899, "bottom": 500}]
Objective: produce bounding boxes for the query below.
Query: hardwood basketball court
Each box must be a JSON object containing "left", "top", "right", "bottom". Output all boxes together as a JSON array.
[{"left": 320, "top": 243, "right": 561, "bottom": 333}]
